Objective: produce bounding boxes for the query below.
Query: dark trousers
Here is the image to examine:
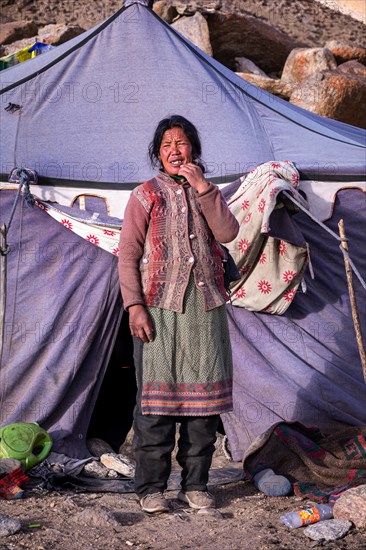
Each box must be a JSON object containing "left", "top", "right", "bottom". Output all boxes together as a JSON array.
[{"left": 133, "top": 406, "right": 220, "bottom": 497}]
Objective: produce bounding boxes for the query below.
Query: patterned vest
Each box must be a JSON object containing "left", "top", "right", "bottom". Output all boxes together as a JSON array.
[{"left": 133, "top": 175, "right": 228, "bottom": 312}]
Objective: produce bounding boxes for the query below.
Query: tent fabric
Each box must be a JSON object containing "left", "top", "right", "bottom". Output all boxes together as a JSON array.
[
  {"left": 0, "top": 2, "right": 365, "bottom": 220},
  {"left": 0, "top": 189, "right": 122, "bottom": 458},
  {"left": 221, "top": 188, "right": 366, "bottom": 461},
  {"left": 0, "top": 1, "right": 365, "bottom": 460}
]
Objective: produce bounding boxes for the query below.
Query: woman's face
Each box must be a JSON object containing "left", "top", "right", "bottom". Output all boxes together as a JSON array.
[{"left": 159, "top": 127, "right": 193, "bottom": 176}]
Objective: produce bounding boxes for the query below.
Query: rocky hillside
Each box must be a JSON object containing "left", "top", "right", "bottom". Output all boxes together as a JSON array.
[
  {"left": 1, "top": 0, "right": 365, "bottom": 44},
  {"left": 1, "top": 0, "right": 365, "bottom": 127}
]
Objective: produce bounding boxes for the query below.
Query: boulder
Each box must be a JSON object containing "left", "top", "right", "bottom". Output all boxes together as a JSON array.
[
  {"left": 337, "top": 60, "right": 366, "bottom": 77},
  {"left": 236, "top": 73, "right": 293, "bottom": 100},
  {"left": 1, "top": 37, "right": 40, "bottom": 57},
  {"left": 333, "top": 484, "right": 366, "bottom": 528},
  {"left": 172, "top": 1, "right": 221, "bottom": 16},
  {"left": 325, "top": 40, "right": 366, "bottom": 65},
  {"left": 2, "top": 23, "right": 86, "bottom": 56},
  {"left": 290, "top": 70, "right": 366, "bottom": 129},
  {"left": 206, "top": 11, "right": 304, "bottom": 74},
  {"left": 37, "top": 23, "right": 85, "bottom": 46},
  {"left": 153, "top": 1, "right": 178, "bottom": 23},
  {"left": 235, "top": 57, "right": 267, "bottom": 76},
  {"left": 172, "top": 12, "right": 213, "bottom": 56},
  {"left": 0, "top": 20, "right": 38, "bottom": 45},
  {"left": 281, "top": 47, "right": 337, "bottom": 85}
]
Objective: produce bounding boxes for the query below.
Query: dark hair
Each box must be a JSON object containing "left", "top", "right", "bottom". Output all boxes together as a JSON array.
[{"left": 148, "top": 115, "right": 205, "bottom": 173}]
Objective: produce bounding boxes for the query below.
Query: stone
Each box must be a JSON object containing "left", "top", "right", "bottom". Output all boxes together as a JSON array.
[
  {"left": 206, "top": 11, "right": 304, "bottom": 74},
  {"left": 197, "top": 507, "right": 223, "bottom": 518},
  {"left": 173, "top": 1, "right": 199, "bottom": 15},
  {"left": 0, "top": 20, "right": 38, "bottom": 45},
  {"left": 37, "top": 23, "right": 85, "bottom": 46},
  {"left": 290, "top": 70, "right": 366, "bottom": 129},
  {"left": 100, "top": 453, "right": 136, "bottom": 477},
  {"left": 236, "top": 73, "right": 294, "bottom": 100},
  {"left": 337, "top": 60, "right": 366, "bottom": 77},
  {"left": 304, "top": 519, "right": 352, "bottom": 541},
  {"left": 281, "top": 47, "right": 337, "bottom": 85},
  {"left": 172, "top": 1, "right": 221, "bottom": 16},
  {"left": 325, "top": 40, "right": 366, "bottom": 65},
  {"left": 0, "top": 458, "right": 23, "bottom": 475},
  {"left": 0, "top": 514, "right": 21, "bottom": 537},
  {"left": 333, "top": 484, "right": 366, "bottom": 528},
  {"left": 82, "top": 459, "right": 118, "bottom": 479},
  {"left": 87, "top": 437, "right": 115, "bottom": 457},
  {"left": 1, "top": 23, "right": 86, "bottom": 57},
  {"left": 153, "top": 1, "right": 178, "bottom": 22},
  {"left": 72, "top": 506, "right": 123, "bottom": 531},
  {"left": 235, "top": 57, "right": 267, "bottom": 76},
  {"left": 172, "top": 12, "right": 213, "bottom": 56}
]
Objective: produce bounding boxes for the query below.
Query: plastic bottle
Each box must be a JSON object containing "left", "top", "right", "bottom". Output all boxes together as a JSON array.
[{"left": 280, "top": 504, "right": 333, "bottom": 528}]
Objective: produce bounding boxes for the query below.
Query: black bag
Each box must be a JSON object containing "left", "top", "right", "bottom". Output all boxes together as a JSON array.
[{"left": 220, "top": 245, "right": 241, "bottom": 293}]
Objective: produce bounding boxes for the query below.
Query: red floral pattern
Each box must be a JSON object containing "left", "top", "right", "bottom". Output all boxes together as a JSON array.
[
  {"left": 259, "top": 252, "right": 267, "bottom": 264},
  {"left": 35, "top": 201, "right": 48, "bottom": 211},
  {"left": 283, "top": 270, "right": 297, "bottom": 284},
  {"left": 244, "top": 212, "right": 252, "bottom": 224},
  {"left": 258, "top": 280, "right": 272, "bottom": 294},
  {"left": 61, "top": 218, "right": 73, "bottom": 230},
  {"left": 86, "top": 234, "right": 100, "bottom": 246},
  {"left": 277, "top": 240, "right": 287, "bottom": 256},
  {"left": 240, "top": 264, "right": 252, "bottom": 276},
  {"left": 238, "top": 238, "right": 251, "bottom": 253},
  {"left": 112, "top": 247, "right": 119, "bottom": 256},
  {"left": 284, "top": 288, "right": 296, "bottom": 302},
  {"left": 258, "top": 198, "right": 266, "bottom": 213},
  {"left": 103, "top": 229, "right": 116, "bottom": 236},
  {"left": 235, "top": 287, "right": 246, "bottom": 299},
  {"left": 241, "top": 199, "right": 250, "bottom": 210}
]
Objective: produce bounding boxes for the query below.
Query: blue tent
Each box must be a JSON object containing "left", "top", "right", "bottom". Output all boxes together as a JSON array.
[{"left": 1, "top": 0, "right": 365, "bottom": 460}]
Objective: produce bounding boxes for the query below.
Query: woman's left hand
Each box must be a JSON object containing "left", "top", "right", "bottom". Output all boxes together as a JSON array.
[{"left": 178, "top": 163, "right": 210, "bottom": 194}]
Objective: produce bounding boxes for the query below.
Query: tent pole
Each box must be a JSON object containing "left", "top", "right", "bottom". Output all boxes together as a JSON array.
[
  {"left": 338, "top": 219, "right": 366, "bottom": 383},
  {"left": 0, "top": 223, "right": 8, "bottom": 364}
]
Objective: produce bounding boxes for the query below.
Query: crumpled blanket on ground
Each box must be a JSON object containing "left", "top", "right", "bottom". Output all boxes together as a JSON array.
[
  {"left": 242, "top": 422, "right": 366, "bottom": 503},
  {"left": 226, "top": 161, "right": 309, "bottom": 314}
]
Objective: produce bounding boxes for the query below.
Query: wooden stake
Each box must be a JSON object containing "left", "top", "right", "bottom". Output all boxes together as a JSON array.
[
  {"left": 338, "top": 219, "right": 366, "bottom": 383},
  {"left": 0, "top": 223, "right": 8, "bottom": 364}
]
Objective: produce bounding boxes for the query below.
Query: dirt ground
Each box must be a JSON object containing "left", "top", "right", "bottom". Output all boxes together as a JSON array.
[{"left": 1, "top": 441, "right": 366, "bottom": 550}]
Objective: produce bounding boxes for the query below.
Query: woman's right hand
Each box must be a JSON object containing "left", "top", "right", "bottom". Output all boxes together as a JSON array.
[{"left": 128, "top": 304, "right": 155, "bottom": 343}]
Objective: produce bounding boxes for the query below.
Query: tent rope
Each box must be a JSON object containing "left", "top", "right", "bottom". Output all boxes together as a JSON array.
[
  {"left": 0, "top": 168, "right": 37, "bottom": 356},
  {"left": 282, "top": 191, "right": 366, "bottom": 291},
  {"left": 6, "top": 168, "right": 36, "bottom": 236}
]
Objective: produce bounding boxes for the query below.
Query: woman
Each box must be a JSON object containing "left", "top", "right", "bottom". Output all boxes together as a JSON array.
[{"left": 118, "top": 115, "right": 239, "bottom": 513}]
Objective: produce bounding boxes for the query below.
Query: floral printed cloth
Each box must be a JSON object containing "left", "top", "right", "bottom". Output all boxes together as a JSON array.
[
  {"left": 225, "top": 161, "right": 309, "bottom": 314},
  {"left": 35, "top": 160, "right": 310, "bottom": 315}
]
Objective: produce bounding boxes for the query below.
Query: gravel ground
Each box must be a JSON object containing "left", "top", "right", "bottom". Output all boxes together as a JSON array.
[{"left": 1, "top": 446, "right": 366, "bottom": 550}]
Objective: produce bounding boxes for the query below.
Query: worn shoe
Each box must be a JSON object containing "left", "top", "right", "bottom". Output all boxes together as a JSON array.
[
  {"left": 140, "top": 493, "right": 170, "bottom": 514},
  {"left": 178, "top": 490, "right": 215, "bottom": 510}
]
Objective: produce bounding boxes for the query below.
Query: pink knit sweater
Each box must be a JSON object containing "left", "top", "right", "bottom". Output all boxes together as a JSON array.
[{"left": 118, "top": 172, "right": 239, "bottom": 312}]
